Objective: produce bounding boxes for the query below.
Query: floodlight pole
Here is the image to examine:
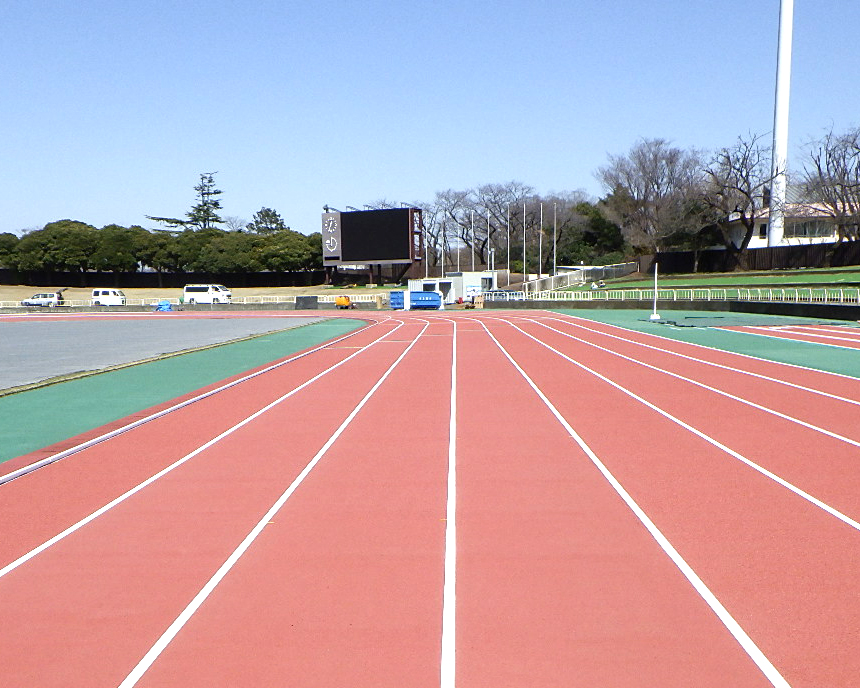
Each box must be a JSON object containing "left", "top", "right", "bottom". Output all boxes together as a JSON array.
[
  {"left": 486, "top": 210, "right": 490, "bottom": 272},
  {"left": 506, "top": 204, "right": 511, "bottom": 286},
  {"left": 553, "top": 202, "right": 557, "bottom": 276},
  {"left": 769, "top": 0, "right": 794, "bottom": 247},
  {"left": 522, "top": 202, "right": 527, "bottom": 284},
  {"left": 538, "top": 203, "right": 543, "bottom": 279},
  {"left": 441, "top": 220, "right": 446, "bottom": 278},
  {"left": 470, "top": 210, "right": 475, "bottom": 272}
]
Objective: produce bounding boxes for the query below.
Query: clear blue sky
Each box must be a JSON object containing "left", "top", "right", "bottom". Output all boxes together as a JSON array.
[{"left": 1, "top": 0, "right": 857, "bottom": 236}]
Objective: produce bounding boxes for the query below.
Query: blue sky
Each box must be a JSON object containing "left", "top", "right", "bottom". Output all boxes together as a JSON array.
[{"left": 1, "top": 0, "right": 858, "bottom": 236}]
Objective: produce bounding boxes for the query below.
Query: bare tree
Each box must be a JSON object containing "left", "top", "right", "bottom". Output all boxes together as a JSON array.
[
  {"left": 223, "top": 216, "right": 248, "bottom": 232},
  {"left": 801, "top": 126, "right": 860, "bottom": 242},
  {"left": 702, "top": 133, "right": 779, "bottom": 269},
  {"left": 597, "top": 138, "right": 705, "bottom": 253}
]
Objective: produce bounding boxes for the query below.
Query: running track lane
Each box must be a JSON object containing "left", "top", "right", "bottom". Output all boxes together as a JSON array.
[
  {"left": 0, "top": 318, "right": 400, "bottom": 566},
  {"left": 453, "top": 316, "right": 776, "bottom": 687},
  {"left": 2, "top": 311, "right": 859, "bottom": 685},
  {"left": 508, "top": 314, "right": 860, "bottom": 519},
  {"left": 124, "top": 318, "right": 453, "bottom": 687},
  {"left": 0, "top": 319, "right": 427, "bottom": 686},
  {"left": 479, "top": 312, "right": 860, "bottom": 687}
]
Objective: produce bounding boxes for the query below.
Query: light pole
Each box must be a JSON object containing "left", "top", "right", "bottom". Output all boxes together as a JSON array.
[
  {"left": 769, "top": 0, "right": 794, "bottom": 247},
  {"left": 538, "top": 203, "right": 543, "bottom": 279},
  {"left": 522, "top": 202, "right": 527, "bottom": 283},
  {"left": 506, "top": 204, "right": 511, "bottom": 286},
  {"left": 553, "top": 202, "right": 557, "bottom": 276},
  {"left": 470, "top": 210, "right": 475, "bottom": 272}
]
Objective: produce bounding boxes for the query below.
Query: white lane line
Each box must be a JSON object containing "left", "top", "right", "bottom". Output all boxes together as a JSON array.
[
  {"left": 0, "top": 319, "right": 386, "bottom": 486},
  {"left": 534, "top": 315, "right": 860, "bottom": 407},
  {"left": 520, "top": 318, "right": 860, "bottom": 448},
  {"left": 550, "top": 311, "right": 860, "bottom": 383},
  {"left": 476, "top": 319, "right": 793, "bottom": 688},
  {"left": 716, "top": 327, "right": 859, "bottom": 350},
  {"left": 439, "top": 318, "right": 457, "bottom": 688},
  {"left": 490, "top": 317, "right": 860, "bottom": 535},
  {"left": 117, "top": 321, "right": 430, "bottom": 688},
  {"left": 0, "top": 321, "right": 407, "bottom": 581}
]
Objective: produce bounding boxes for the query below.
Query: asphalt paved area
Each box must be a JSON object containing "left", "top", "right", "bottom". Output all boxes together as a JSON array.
[{"left": 0, "top": 316, "right": 324, "bottom": 391}]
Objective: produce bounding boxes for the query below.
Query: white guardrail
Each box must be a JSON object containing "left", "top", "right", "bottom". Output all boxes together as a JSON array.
[
  {"left": 4, "top": 288, "right": 859, "bottom": 309},
  {"left": 0, "top": 293, "right": 387, "bottom": 309},
  {"left": 484, "top": 287, "right": 860, "bottom": 305}
]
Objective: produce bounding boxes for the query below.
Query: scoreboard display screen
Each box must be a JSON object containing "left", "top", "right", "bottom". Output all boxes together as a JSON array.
[{"left": 322, "top": 207, "right": 422, "bottom": 266}]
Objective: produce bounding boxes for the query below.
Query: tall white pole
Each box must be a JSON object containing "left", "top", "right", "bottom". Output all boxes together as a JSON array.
[
  {"left": 470, "top": 210, "right": 475, "bottom": 272},
  {"left": 456, "top": 218, "right": 460, "bottom": 273},
  {"left": 486, "top": 210, "right": 490, "bottom": 272},
  {"left": 506, "top": 204, "right": 511, "bottom": 286},
  {"left": 769, "top": 0, "right": 794, "bottom": 247},
  {"left": 441, "top": 220, "right": 446, "bottom": 278},
  {"left": 553, "top": 202, "right": 557, "bottom": 276},
  {"left": 522, "top": 202, "right": 527, "bottom": 283},
  {"left": 538, "top": 204, "right": 543, "bottom": 279}
]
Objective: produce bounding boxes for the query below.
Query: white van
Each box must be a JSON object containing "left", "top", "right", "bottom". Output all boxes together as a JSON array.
[
  {"left": 90, "top": 289, "right": 126, "bottom": 306},
  {"left": 183, "top": 284, "right": 232, "bottom": 304}
]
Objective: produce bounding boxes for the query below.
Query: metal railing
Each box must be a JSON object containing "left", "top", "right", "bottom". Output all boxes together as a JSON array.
[
  {"left": 483, "top": 287, "right": 860, "bottom": 305},
  {"left": 0, "top": 293, "right": 393, "bottom": 310}
]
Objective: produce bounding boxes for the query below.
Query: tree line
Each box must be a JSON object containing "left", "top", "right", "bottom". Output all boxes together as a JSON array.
[
  {"left": 3, "top": 125, "right": 858, "bottom": 276},
  {"left": 595, "top": 126, "right": 860, "bottom": 269},
  {"left": 0, "top": 175, "right": 323, "bottom": 274},
  {"left": 0, "top": 220, "right": 323, "bottom": 275}
]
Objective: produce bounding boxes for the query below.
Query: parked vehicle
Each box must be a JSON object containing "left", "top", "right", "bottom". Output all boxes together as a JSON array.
[
  {"left": 182, "top": 284, "right": 232, "bottom": 304},
  {"left": 90, "top": 289, "right": 126, "bottom": 306},
  {"left": 21, "top": 292, "right": 64, "bottom": 307}
]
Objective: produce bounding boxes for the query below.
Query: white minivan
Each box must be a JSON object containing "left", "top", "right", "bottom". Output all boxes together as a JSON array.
[
  {"left": 183, "top": 284, "right": 232, "bottom": 304},
  {"left": 91, "top": 289, "right": 126, "bottom": 306}
]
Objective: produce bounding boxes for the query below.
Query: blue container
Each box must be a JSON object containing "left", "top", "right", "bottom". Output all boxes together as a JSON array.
[
  {"left": 410, "top": 291, "right": 442, "bottom": 310},
  {"left": 389, "top": 290, "right": 405, "bottom": 310}
]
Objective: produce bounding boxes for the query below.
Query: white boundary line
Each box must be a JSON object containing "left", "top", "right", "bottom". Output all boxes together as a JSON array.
[
  {"left": 535, "top": 315, "right": 860, "bottom": 408},
  {"left": 736, "top": 326, "right": 860, "bottom": 348},
  {"left": 475, "top": 318, "right": 792, "bottom": 688},
  {"left": 490, "top": 316, "right": 860, "bottom": 535},
  {"left": 439, "top": 318, "right": 457, "bottom": 688},
  {"left": 117, "top": 320, "right": 429, "bottom": 687},
  {"left": 0, "top": 318, "right": 385, "bottom": 485},
  {"left": 0, "top": 320, "right": 406, "bottom": 581},
  {"left": 523, "top": 318, "right": 860, "bottom": 448}
]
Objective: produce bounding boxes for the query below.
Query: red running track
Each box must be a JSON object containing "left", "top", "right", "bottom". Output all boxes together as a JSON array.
[{"left": 1, "top": 310, "right": 859, "bottom": 687}]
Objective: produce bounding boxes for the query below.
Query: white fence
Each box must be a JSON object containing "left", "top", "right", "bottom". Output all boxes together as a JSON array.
[
  {"left": 0, "top": 293, "right": 385, "bottom": 310},
  {"left": 485, "top": 287, "right": 860, "bottom": 305}
]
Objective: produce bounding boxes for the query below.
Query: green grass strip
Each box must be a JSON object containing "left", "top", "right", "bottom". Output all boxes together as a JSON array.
[{"left": 0, "top": 319, "right": 364, "bottom": 465}]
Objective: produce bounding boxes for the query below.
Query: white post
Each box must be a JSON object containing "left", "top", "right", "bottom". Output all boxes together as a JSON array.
[
  {"left": 769, "top": 0, "right": 794, "bottom": 247},
  {"left": 553, "top": 202, "right": 557, "bottom": 276},
  {"left": 538, "top": 203, "right": 543, "bottom": 279},
  {"left": 506, "top": 204, "right": 511, "bottom": 286},
  {"left": 649, "top": 261, "right": 661, "bottom": 321},
  {"left": 471, "top": 210, "right": 475, "bottom": 272},
  {"left": 441, "top": 220, "right": 446, "bottom": 278},
  {"left": 522, "top": 202, "right": 527, "bottom": 284},
  {"left": 486, "top": 210, "right": 491, "bottom": 272}
]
